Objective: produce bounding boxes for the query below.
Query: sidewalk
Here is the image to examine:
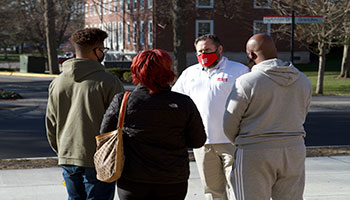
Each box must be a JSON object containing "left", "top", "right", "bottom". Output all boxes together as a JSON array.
[{"left": 0, "top": 156, "right": 350, "bottom": 200}]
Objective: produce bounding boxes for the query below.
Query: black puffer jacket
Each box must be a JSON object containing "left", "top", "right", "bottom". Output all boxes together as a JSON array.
[{"left": 100, "top": 84, "right": 206, "bottom": 184}]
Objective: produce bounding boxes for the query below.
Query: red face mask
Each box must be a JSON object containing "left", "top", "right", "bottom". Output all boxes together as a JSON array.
[{"left": 197, "top": 51, "right": 218, "bottom": 67}]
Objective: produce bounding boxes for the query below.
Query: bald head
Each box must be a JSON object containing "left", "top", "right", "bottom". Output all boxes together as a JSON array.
[{"left": 246, "top": 34, "right": 277, "bottom": 65}]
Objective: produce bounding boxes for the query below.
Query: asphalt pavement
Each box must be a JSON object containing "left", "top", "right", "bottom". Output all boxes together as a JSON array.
[{"left": 1, "top": 72, "right": 350, "bottom": 199}]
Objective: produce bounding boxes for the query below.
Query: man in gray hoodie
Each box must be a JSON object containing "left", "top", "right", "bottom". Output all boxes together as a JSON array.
[{"left": 223, "top": 34, "right": 312, "bottom": 200}]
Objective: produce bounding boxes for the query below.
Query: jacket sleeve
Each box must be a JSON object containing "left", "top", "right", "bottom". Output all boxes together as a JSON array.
[
  {"left": 100, "top": 93, "right": 122, "bottom": 134},
  {"left": 104, "top": 77, "right": 125, "bottom": 109},
  {"left": 45, "top": 83, "right": 58, "bottom": 153},
  {"left": 184, "top": 97, "right": 207, "bottom": 148},
  {"left": 223, "top": 79, "right": 249, "bottom": 144}
]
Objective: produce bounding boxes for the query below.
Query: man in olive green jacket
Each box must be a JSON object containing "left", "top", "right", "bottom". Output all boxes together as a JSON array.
[{"left": 46, "top": 28, "right": 124, "bottom": 200}]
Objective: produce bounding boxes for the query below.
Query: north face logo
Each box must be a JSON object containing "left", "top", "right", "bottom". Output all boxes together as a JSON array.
[{"left": 169, "top": 103, "right": 178, "bottom": 108}]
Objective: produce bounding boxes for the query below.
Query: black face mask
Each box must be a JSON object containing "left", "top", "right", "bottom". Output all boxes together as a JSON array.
[{"left": 94, "top": 48, "right": 105, "bottom": 63}]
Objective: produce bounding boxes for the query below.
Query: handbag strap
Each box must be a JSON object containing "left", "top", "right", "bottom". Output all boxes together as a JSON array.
[{"left": 117, "top": 91, "right": 131, "bottom": 130}]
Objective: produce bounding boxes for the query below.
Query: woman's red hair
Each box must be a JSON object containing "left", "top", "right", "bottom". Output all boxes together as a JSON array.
[{"left": 130, "top": 49, "right": 175, "bottom": 94}]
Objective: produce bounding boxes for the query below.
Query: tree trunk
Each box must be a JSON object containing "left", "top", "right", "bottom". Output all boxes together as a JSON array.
[
  {"left": 339, "top": 44, "right": 350, "bottom": 78},
  {"left": 171, "top": 0, "right": 187, "bottom": 76},
  {"left": 316, "top": 42, "right": 326, "bottom": 94},
  {"left": 44, "top": 0, "right": 59, "bottom": 74}
]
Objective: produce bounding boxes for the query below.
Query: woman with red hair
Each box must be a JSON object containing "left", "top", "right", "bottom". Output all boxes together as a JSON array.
[{"left": 100, "top": 49, "right": 206, "bottom": 200}]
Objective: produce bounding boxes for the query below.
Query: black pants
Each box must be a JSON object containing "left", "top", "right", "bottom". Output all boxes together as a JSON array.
[{"left": 117, "top": 178, "right": 188, "bottom": 200}]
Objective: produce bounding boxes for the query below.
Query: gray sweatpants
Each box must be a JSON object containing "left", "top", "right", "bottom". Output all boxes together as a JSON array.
[{"left": 232, "top": 138, "right": 306, "bottom": 200}]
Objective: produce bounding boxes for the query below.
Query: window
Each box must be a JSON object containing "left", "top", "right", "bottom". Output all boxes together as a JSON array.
[
  {"left": 103, "top": 0, "right": 107, "bottom": 14},
  {"left": 133, "top": 0, "right": 137, "bottom": 10},
  {"left": 99, "top": 2, "right": 103, "bottom": 15},
  {"left": 196, "top": 0, "right": 214, "bottom": 8},
  {"left": 109, "top": 0, "right": 113, "bottom": 14},
  {"left": 94, "top": 3, "right": 97, "bottom": 16},
  {"left": 253, "top": 20, "right": 270, "bottom": 35},
  {"left": 114, "top": 0, "right": 118, "bottom": 12},
  {"left": 148, "top": 20, "right": 153, "bottom": 45},
  {"left": 90, "top": 4, "right": 93, "bottom": 16},
  {"left": 113, "top": 22, "right": 118, "bottom": 50},
  {"left": 118, "top": 22, "right": 124, "bottom": 49},
  {"left": 133, "top": 21, "right": 137, "bottom": 44},
  {"left": 148, "top": 0, "right": 152, "bottom": 8},
  {"left": 127, "top": 0, "right": 130, "bottom": 11},
  {"left": 120, "top": 0, "right": 124, "bottom": 12},
  {"left": 108, "top": 23, "right": 113, "bottom": 49},
  {"left": 254, "top": 0, "right": 271, "bottom": 8},
  {"left": 140, "top": 0, "right": 144, "bottom": 9},
  {"left": 85, "top": 4, "right": 89, "bottom": 17},
  {"left": 127, "top": 22, "right": 130, "bottom": 44},
  {"left": 196, "top": 20, "right": 213, "bottom": 38},
  {"left": 140, "top": 21, "right": 145, "bottom": 45}
]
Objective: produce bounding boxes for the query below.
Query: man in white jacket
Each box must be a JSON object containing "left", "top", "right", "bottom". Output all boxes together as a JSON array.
[
  {"left": 172, "top": 34, "right": 249, "bottom": 200},
  {"left": 223, "top": 34, "right": 312, "bottom": 200}
]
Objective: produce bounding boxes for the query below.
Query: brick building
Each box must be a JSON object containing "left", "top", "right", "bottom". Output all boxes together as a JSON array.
[{"left": 84, "top": 0, "right": 309, "bottom": 65}]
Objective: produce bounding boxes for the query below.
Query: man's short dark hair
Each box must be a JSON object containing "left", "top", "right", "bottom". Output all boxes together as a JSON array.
[
  {"left": 194, "top": 34, "right": 223, "bottom": 48},
  {"left": 69, "top": 28, "right": 108, "bottom": 53}
]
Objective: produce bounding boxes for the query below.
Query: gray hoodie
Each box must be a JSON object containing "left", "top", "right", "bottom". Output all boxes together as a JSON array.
[{"left": 223, "top": 58, "right": 312, "bottom": 147}]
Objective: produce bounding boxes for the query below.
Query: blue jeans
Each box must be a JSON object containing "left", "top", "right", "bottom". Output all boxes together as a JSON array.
[{"left": 62, "top": 165, "right": 115, "bottom": 200}]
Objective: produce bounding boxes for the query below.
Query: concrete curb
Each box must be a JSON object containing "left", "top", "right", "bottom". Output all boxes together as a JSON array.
[{"left": 0, "top": 71, "right": 58, "bottom": 78}]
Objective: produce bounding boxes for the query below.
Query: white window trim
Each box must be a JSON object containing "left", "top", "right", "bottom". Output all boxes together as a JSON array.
[
  {"left": 90, "top": 3, "right": 93, "bottom": 16},
  {"left": 85, "top": 4, "right": 89, "bottom": 17},
  {"left": 195, "top": 20, "right": 214, "bottom": 38},
  {"left": 120, "top": 0, "right": 124, "bottom": 12},
  {"left": 109, "top": 0, "right": 113, "bottom": 14},
  {"left": 140, "top": 20, "right": 145, "bottom": 45},
  {"left": 253, "top": 20, "right": 271, "bottom": 35},
  {"left": 127, "top": 22, "right": 130, "bottom": 44},
  {"left": 103, "top": 0, "right": 107, "bottom": 15},
  {"left": 254, "top": 0, "right": 271, "bottom": 9},
  {"left": 196, "top": 0, "right": 214, "bottom": 8},
  {"left": 114, "top": 0, "right": 118, "bottom": 12},
  {"left": 133, "top": 0, "right": 137, "bottom": 11},
  {"left": 140, "top": 0, "right": 144, "bottom": 9},
  {"left": 148, "top": 20, "right": 153, "bottom": 45},
  {"left": 133, "top": 21, "right": 137, "bottom": 45},
  {"left": 127, "top": 0, "right": 131, "bottom": 11},
  {"left": 118, "top": 22, "right": 124, "bottom": 49}
]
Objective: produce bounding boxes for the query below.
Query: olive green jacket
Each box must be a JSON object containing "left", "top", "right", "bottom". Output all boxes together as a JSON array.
[{"left": 46, "top": 58, "right": 124, "bottom": 167}]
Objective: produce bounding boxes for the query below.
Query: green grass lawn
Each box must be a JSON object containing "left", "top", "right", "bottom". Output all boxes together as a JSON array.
[{"left": 302, "top": 72, "right": 350, "bottom": 96}]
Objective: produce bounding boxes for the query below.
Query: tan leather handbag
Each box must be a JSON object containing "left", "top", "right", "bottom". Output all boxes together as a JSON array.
[{"left": 94, "top": 91, "right": 131, "bottom": 183}]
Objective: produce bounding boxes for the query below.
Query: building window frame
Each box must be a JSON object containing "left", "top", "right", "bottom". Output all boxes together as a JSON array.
[
  {"left": 140, "top": 0, "right": 144, "bottom": 9},
  {"left": 127, "top": 22, "right": 130, "bottom": 44},
  {"left": 127, "top": 0, "right": 131, "bottom": 11},
  {"left": 253, "top": 20, "right": 271, "bottom": 35},
  {"left": 133, "top": 0, "right": 137, "bottom": 11},
  {"left": 195, "top": 20, "right": 214, "bottom": 38},
  {"left": 118, "top": 22, "right": 124, "bottom": 49},
  {"left": 140, "top": 20, "right": 145, "bottom": 45},
  {"left": 196, "top": 0, "right": 214, "bottom": 8},
  {"left": 254, "top": 0, "right": 271, "bottom": 9},
  {"left": 114, "top": 0, "right": 118, "bottom": 12},
  {"left": 148, "top": 20, "right": 153, "bottom": 45},
  {"left": 103, "top": 0, "right": 107, "bottom": 14},
  {"left": 133, "top": 21, "right": 137, "bottom": 45}
]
